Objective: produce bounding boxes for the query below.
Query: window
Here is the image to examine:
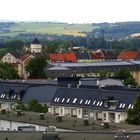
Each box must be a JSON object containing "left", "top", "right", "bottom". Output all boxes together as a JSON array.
[
  {"left": 93, "top": 100, "right": 96, "bottom": 105},
  {"left": 99, "top": 101, "right": 103, "bottom": 106},
  {"left": 79, "top": 99, "right": 83, "bottom": 104},
  {"left": 128, "top": 104, "right": 131, "bottom": 109},
  {"left": 62, "top": 98, "right": 65, "bottom": 103},
  {"left": 73, "top": 98, "right": 77, "bottom": 103},
  {"left": 122, "top": 103, "right": 126, "bottom": 108},
  {"left": 96, "top": 101, "right": 100, "bottom": 106},
  {"left": 79, "top": 110, "right": 81, "bottom": 114},
  {"left": 57, "top": 98, "right": 60, "bottom": 102},
  {"left": 54, "top": 98, "right": 57, "bottom": 102},
  {"left": 119, "top": 103, "right": 123, "bottom": 108},
  {"left": 11, "top": 94, "right": 16, "bottom": 99},
  {"left": 103, "top": 113, "right": 106, "bottom": 120},
  {"left": 109, "top": 100, "right": 118, "bottom": 109},
  {"left": 85, "top": 100, "right": 88, "bottom": 104},
  {"left": 67, "top": 98, "right": 70, "bottom": 103},
  {"left": 104, "top": 100, "right": 108, "bottom": 107},
  {"left": 88, "top": 100, "right": 91, "bottom": 105},
  {"left": 0, "top": 94, "right": 6, "bottom": 98},
  {"left": 118, "top": 115, "right": 120, "bottom": 120}
]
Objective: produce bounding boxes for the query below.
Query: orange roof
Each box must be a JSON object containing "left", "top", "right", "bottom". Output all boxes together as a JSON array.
[
  {"left": 63, "top": 52, "right": 77, "bottom": 62},
  {"left": 118, "top": 51, "right": 139, "bottom": 60},
  {"left": 49, "top": 54, "right": 64, "bottom": 62},
  {"left": 49, "top": 52, "right": 77, "bottom": 63}
]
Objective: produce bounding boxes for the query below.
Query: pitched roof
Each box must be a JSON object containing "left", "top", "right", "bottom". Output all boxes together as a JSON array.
[
  {"left": 75, "top": 51, "right": 91, "bottom": 59},
  {"left": 32, "top": 38, "right": 41, "bottom": 44},
  {"left": 51, "top": 86, "right": 139, "bottom": 111},
  {"left": 22, "top": 85, "right": 58, "bottom": 104},
  {"left": 21, "top": 54, "right": 32, "bottom": 61},
  {"left": 9, "top": 52, "right": 22, "bottom": 59},
  {"left": 0, "top": 82, "right": 29, "bottom": 102},
  {"left": 49, "top": 54, "right": 64, "bottom": 62},
  {"left": 118, "top": 51, "right": 139, "bottom": 60},
  {"left": 102, "top": 50, "right": 118, "bottom": 59},
  {"left": 49, "top": 52, "right": 77, "bottom": 63},
  {"left": 90, "top": 52, "right": 104, "bottom": 59}
]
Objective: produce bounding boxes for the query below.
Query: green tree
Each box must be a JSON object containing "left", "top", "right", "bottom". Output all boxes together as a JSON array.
[
  {"left": 0, "top": 62, "right": 19, "bottom": 79},
  {"left": 25, "top": 56, "right": 47, "bottom": 79},
  {"left": 126, "top": 94, "right": 140, "bottom": 125},
  {"left": 27, "top": 99, "right": 48, "bottom": 113},
  {"left": 5, "top": 39, "right": 24, "bottom": 53},
  {"left": 99, "top": 70, "right": 110, "bottom": 78},
  {"left": 15, "top": 101, "right": 26, "bottom": 111},
  {"left": 113, "top": 68, "right": 137, "bottom": 86}
]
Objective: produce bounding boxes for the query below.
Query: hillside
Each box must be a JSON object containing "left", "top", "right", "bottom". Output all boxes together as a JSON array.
[
  {"left": 0, "top": 22, "right": 97, "bottom": 37},
  {"left": 89, "top": 22, "right": 140, "bottom": 39},
  {"left": 0, "top": 22, "right": 140, "bottom": 40}
]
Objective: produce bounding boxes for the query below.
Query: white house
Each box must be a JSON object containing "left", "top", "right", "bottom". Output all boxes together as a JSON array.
[
  {"left": 1, "top": 52, "right": 21, "bottom": 64},
  {"left": 30, "top": 38, "right": 42, "bottom": 53},
  {"left": 49, "top": 87, "right": 137, "bottom": 123}
]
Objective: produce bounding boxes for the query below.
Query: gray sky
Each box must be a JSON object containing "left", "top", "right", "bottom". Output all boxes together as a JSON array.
[{"left": 0, "top": 0, "right": 140, "bottom": 23}]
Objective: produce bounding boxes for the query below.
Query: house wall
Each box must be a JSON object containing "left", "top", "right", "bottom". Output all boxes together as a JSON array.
[
  {"left": 0, "top": 102, "right": 13, "bottom": 111},
  {"left": 102, "top": 111, "right": 127, "bottom": 123},
  {"left": 2, "top": 53, "right": 20, "bottom": 64},
  {"left": 50, "top": 106, "right": 127, "bottom": 123},
  {"left": 21, "top": 55, "right": 35, "bottom": 79},
  {"left": 132, "top": 71, "right": 140, "bottom": 85},
  {"left": 31, "top": 44, "right": 42, "bottom": 53}
]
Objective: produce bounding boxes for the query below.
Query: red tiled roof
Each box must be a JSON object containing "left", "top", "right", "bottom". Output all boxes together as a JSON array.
[
  {"left": 118, "top": 51, "right": 139, "bottom": 60},
  {"left": 21, "top": 54, "right": 31, "bottom": 61},
  {"left": 49, "top": 52, "right": 77, "bottom": 63},
  {"left": 63, "top": 52, "right": 77, "bottom": 62}
]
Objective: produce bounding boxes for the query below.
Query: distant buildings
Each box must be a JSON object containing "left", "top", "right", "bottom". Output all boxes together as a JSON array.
[{"left": 1, "top": 38, "right": 140, "bottom": 82}]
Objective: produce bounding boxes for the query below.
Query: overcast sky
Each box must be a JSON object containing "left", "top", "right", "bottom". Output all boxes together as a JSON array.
[{"left": 0, "top": 0, "right": 139, "bottom": 23}]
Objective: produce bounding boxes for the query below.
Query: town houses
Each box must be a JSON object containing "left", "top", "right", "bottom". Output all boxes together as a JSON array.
[
  {"left": 0, "top": 78, "right": 139, "bottom": 123},
  {"left": 1, "top": 38, "right": 140, "bottom": 124}
]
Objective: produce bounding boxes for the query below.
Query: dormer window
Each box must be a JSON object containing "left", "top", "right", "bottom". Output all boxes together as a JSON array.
[
  {"left": 6, "top": 93, "right": 9, "bottom": 99},
  {"left": 109, "top": 100, "right": 118, "bottom": 109},
  {"left": 104, "top": 100, "right": 109, "bottom": 107}
]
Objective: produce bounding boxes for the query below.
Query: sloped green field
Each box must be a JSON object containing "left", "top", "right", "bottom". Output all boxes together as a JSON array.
[{"left": 0, "top": 22, "right": 98, "bottom": 37}]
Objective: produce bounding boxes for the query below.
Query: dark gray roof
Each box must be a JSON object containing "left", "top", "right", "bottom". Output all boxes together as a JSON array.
[
  {"left": 51, "top": 87, "right": 139, "bottom": 112},
  {"left": 22, "top": 85, "right": 58, "bottom": 104},
  {"left": 0, "top": 82, "right": 29, "bottom": 102},
  {"left": 75, "top": 52, "right": 91, "bottom": 59},
  {"left": 32, "top": 38, "right": 41, "bottom": 44}
]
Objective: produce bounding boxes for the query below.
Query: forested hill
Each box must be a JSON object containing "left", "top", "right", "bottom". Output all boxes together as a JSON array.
[
  {"left": 0, "top": 21, "right": 140, "bottom": 40},
  {"left": 89, "top": 22, "right": 140, "bottom": 39}
]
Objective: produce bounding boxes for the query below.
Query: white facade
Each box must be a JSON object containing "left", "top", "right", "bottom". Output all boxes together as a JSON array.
[
  {"left": 1, "top": 53, "right": 20, "bottom": 64},
  {"left": 30, "top": 44, "right": 42, "bottom": 53},
  {"left": 50, "top": 106, "right": 127, "bottom": 123},
  {"left": 0, "top": 102, "right": 14, "bottom": 111}
]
